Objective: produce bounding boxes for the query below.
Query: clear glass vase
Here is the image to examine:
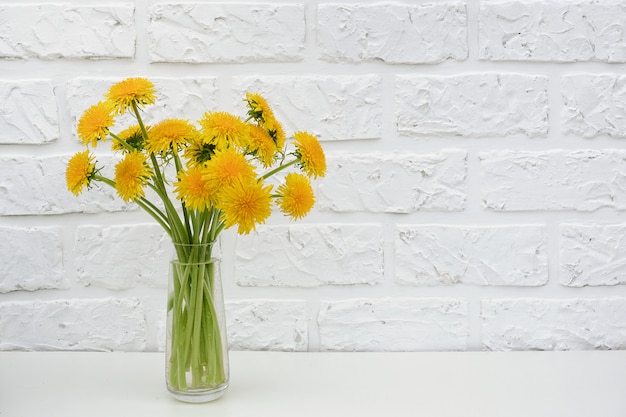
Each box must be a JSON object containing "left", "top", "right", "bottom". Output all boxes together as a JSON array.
[{"left": 166, "top": 242, "right": 229, "bottom": 403}]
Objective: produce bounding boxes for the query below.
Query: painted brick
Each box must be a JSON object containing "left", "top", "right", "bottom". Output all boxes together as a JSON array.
[
  {"left": 482, "top": 298, "right": 626, "bottom": 350},
  {"left": 236, "top": 224, "right": 383, "bottom": 287},
  {"left": 560, "top": 223, "right": 626, "bottom": 287},
  {"left": 0, "top": 155, "right": 129, "bottom": 215},
  {"left": 0, "top": 298, "right": 147, "bottom": 351},
  {"left": 226, "top": 299, "right": 307, "bottom": 351},
  {"left": 0, "top": 226, "right": 66, "bottom": 293},
  {"left": 480, "top": 149, "right": 626, "bottom": 211},
  {"left": 479, "top": 0, "right": 626, "bottom": 62},
  {"left": 75, "top": 224, "right": 170, "bottom": 290},
  {"left": 318, "top": 298, "right": 468, "bottom": 351},
  {"left": 396, "top": 74, "right": 549, "bottom": 136},
  {"left": 0, "top": 4, "right": 135, "bottom": 59},
  {"left": 148, "top": 3, "right": 305, "bottom": 63},
  {"left": 562, "top": 74, "right": 626, "bottom": 138},
  {"left": 317, "top": 150, "right": 466, "bottom": 213},
  {"left": 318, "top": 2, "right": 467, "bottom": 64},
  {"left": 0, "top": 80, "right": 58, "bottom": 144},
  {"left": 395, "top": 225, "right": 548, "bottom": 286},
  {"left": 66, "top": 77, "right": 220, "bottom": 140},
  {"left": 232, "top": 75, "right": 382, "bottom": 141}
]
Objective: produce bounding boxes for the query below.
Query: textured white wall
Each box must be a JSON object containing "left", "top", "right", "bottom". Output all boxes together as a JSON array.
[{"left": 1, "top": 0, "right": 626, "bottom": 352}]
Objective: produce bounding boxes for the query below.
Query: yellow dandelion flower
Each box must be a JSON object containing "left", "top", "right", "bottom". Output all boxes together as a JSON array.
[
  {"left": 293, "top": 131, "right": 326, "bottom": 178},
  {"left": 112, "top": 125, "right": 146, "bottom": 153},
  {"left": 183, "top": 138, "right": 216, "bottom": 167},
  {"left": 277, "top": 173, "right": 315, "bottom": 220},
  {"left": 247, "top": 123, "right": 278, "bottom": 167},
  {"left": 245, "top": 92, "right": 274, "bottom": 121},
  {"left": 199, "top": 111, "right": 249, "bottom": 149},
  {"left": 203, "top": 147, "right": 256, "bottom": 193},
  {"left": 146, "top": 119, "right": 198, "bottom": 155},
  {"left": 264, "top": 114, "right": 286, "bottom": 150},
  {"left": 106, "top": 77, "right": 156, "bottom": 115},
  {"left": 244, "top": 93, "right": 286, "bottom": 150},
  {"left": 217, "top": 178, "right": 273, "bottom": 235},
  {"left": 174, "top": 166, "right": 213, "bottom": 211},
  {"left": 77, "top": 101, "right": 115, "bottom": 147},
  {"left": 114, "top": 151, "right": 153, "bottom": 202},
  {"left": 66, "top": 150, "right": 96, "bottom": 196}
]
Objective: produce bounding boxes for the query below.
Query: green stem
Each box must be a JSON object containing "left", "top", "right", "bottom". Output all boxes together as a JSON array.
[
  {"left": 129, "top": 101, "right": 189, "bottom": 244},
  {"left": 167, "top": 243, "right": 227, "bottom": 392},
  {"left": 173, "top": 150, "right": 193, "bottom": 242},
  {"left": 146, "top": 182, "right": 186, "bottom": 244},
  {"left": 261, "top": 158, "right": 298, "bottom": 180},
  {"left": 109, "top": 132, "right": 134, "bottom": 153},
  {"left": 94, "top": 175, "right": 172, "bottom": 236},
  {"left": 190, "top": 260, "right": 205, "bottom": 386}
]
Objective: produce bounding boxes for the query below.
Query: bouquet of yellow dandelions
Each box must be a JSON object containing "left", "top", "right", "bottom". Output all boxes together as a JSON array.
[{"left": 66, "top": 77, "right": 326, "bottom": 399}]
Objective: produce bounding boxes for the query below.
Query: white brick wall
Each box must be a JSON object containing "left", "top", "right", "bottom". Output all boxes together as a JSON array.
[
  {"left": 562, "top": 74, "right": 626, "bottom": 137},
  {"left": 236, "top": 224, "right": 384, "bottom": 287},
  {"left": 0, "top": 4, "right": 135, "bottom": 59},
  {"left": 0, "top": 226, "right": 66, "bottom": 293},
  {"left": 480, "top": 149, "right": 626, "bottom": 211},
  {"left": 560, "top": 224, "right": 626, "bottom": 287},
  {"left": 479, "top": 1, "right": 626, "bottom": 62},
  {"left": 226, "top": 299, "right": 308, "bottom": 351},
  {"left": 318, "top": 150, "right": 467, "bottom": 212},
  {"left": 317, "top": 2, "right": 468, "bottom": 64},
  {"left": 1, "top": 0, "right": 626, "bottom": 353},
  {"left": 0, "top": 80, "right": 58, "bottom": 144},
  {"left": 0, "top": 298, "right": 147, "bottom": 350},
  {"left": 318, "top": 298, "right": 468, "bottom": 351},
  {"left": 482, "top": 298, "right": 626, "bottom": 350},
  {"left": 74, "top": 224, "right": 170, "bottom": 290},
  {"left": 148, "top": 4, "right": 305, "bottom": 63},
  {"left": 395, "top": 225, "right": 548, "bottom": 286},
  {"left": 396, "top": 74, "right": 549, "bottom": 137}
]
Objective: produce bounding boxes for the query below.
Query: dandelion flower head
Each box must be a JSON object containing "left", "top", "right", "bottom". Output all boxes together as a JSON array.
[
  {"left": 77, "top": 101, "right": 115, "bottom": 147},
  {"left": 246, "top": 123, "right": 278, "bottom": 168},
  {"left": 66, "top": 150, "right": 96, "bottom": 196},
  {"left": 293, "top": 131, "right": 326, "bottom": 178},
  {"left": 146, "top": 119, "right": 198, "bottom": 155},
  {"left": 114, "top": 151, "right": 153, "bottom": 202},
  {"left": 202, "top": 147, "right": 256, "bottom": 193},
  {"left": 106, "top": 77, "right": 156, "bottom": 115},
  {"left": 246, "top": 94, "right": 285, "bottom": 148},
  {"left": 264, "top": 116, "right": 286, "bottom": 151},
  {"left": 112, "top": 124, "right": 146, "bottom": 153},
  {"left": 199, "top": 111, "right": 248, "bottom": 149},
  {"left": 277, "top": 173, "right": 315, "bottom": 220},
  {"left": 174, "top": 165, "right": 213, "bottom": 211},
  {"left": 245, "top": 93, "right": 274, "bottom": 122},
  {"left": 183, "top": 138, "right": 216, "bottom": 167},
  {"left": 217, "top": 178, "right": 273, "bottom": 234}
]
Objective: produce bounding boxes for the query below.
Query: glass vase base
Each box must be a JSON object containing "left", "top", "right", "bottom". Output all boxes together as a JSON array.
[{"left": 167, "top": 383, "right": 228, "bottom": 403}]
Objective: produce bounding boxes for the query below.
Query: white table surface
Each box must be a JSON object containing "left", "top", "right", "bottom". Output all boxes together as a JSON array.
[{"left": 1, "top": 350, "right": 625, "bottom": 417}]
